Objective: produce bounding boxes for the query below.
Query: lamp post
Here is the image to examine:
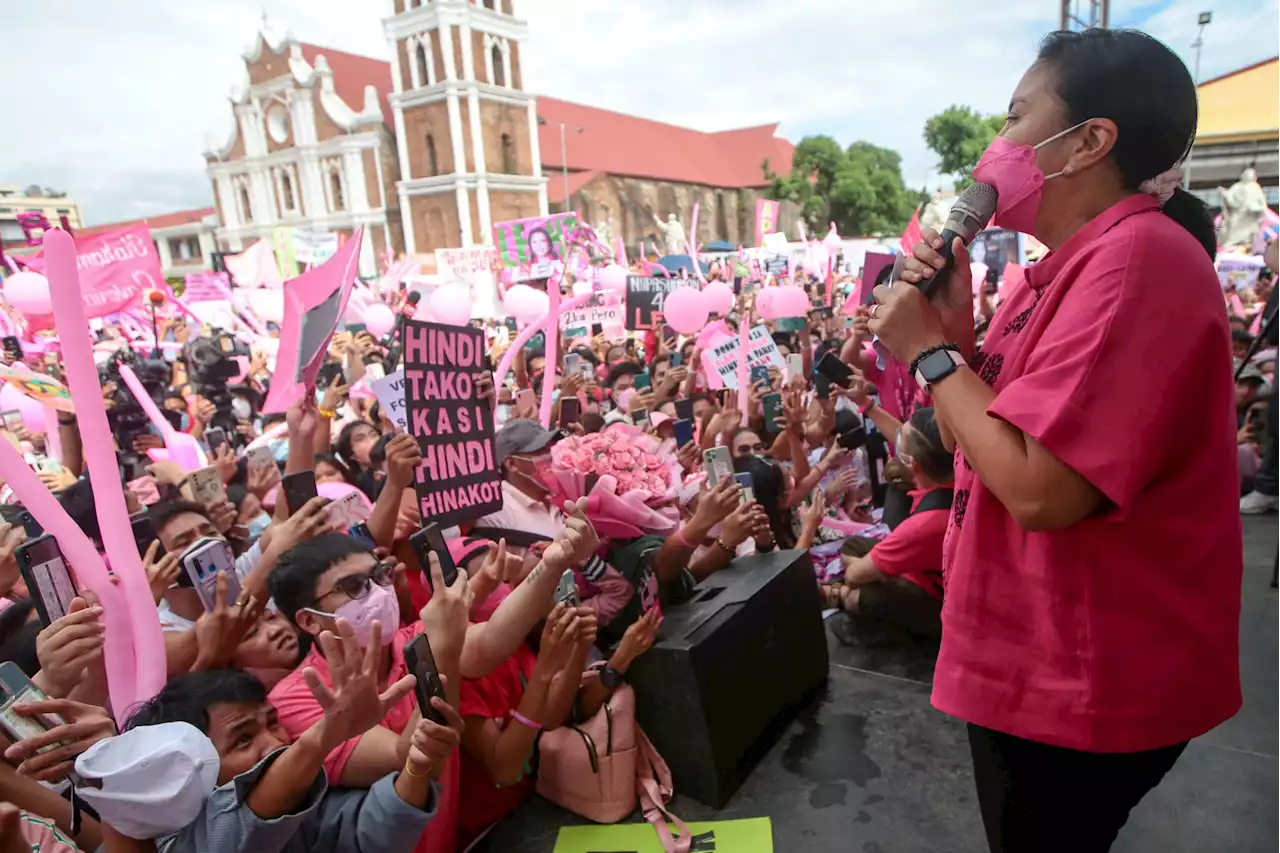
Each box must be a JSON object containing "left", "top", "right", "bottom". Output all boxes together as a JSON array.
[
  {"left": 1183, "top": 10, "right": 1212, "bottom": 191},
  {"left": 537, "top": 116, "right": 583, "bottom": 211}
]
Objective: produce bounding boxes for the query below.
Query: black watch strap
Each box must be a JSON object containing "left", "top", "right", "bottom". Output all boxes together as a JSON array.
[{"left": 599, "top": 666, "right": 624, "bottom": 689}]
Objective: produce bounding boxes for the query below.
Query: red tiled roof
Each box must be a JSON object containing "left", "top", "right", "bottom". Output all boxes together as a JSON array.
[
  {"left": 76, "top": 206, "right": 217, "bottom": 238},
  {"left": 299, "top": 43, "right": 394, "bottom": 128},
  {"left": 536, "top": 96, "right": 792, "bottom": 189},
  {"left": 282, "top": 44, "right": 791, "bottom": 189}
]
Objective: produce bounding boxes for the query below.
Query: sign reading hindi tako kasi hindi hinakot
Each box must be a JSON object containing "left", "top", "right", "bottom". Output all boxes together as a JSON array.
[{"left": 402, "top": 319, "right": 502, "bottom": 527}]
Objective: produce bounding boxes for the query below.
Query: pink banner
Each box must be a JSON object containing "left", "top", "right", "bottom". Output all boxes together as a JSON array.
[
  {"left": 183, "top": 272, "right": 230, "bottom": 303},
  {"left": 754, "top": 199, "right": 780, "bottom": 248},
  {"left": 20, "top": 225, "right": 163, "bottom": 318}
]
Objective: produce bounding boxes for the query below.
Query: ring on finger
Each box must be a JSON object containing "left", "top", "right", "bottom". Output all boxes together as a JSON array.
[{"left": 869, "top": 304, "right": 880, "bottom": 319}]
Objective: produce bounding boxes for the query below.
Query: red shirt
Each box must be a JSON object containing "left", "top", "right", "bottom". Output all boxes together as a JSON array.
[
  {"left": 457, "top": 645, "right": 538, "bottom": 844},
  {"left": 269, "top": 621, "right": 459, "bottom": 853},
  {"left": 934, "top": 195, "right": 1242, "bottom": 752},
  {"left": 870, "top": 487, "right": 949, "bottom": 599}
]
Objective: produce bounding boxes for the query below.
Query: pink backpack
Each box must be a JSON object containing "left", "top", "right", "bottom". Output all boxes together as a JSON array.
[{"left": 537, "top": 673, "right": 691, "bottom": 853}]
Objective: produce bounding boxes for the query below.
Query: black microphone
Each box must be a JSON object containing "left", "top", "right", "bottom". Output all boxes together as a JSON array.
[
  {"left": 920, "top": 182, "right": 998, "bottom": 299},
  {"left": 383, "top": 291, "right": 423, "bottom": 371}
]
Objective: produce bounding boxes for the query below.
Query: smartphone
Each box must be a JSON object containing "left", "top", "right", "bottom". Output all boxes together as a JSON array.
[
  {"left": 762, "top": 392, "right": 783, "bottom": 432},
  {"left": 36, "top": 457, "right": 62, "bottom": 475},
  {"left": 815, "top": 373, "right": 832, "bottom": 400},
  {"left": 179, "top": 537, "right": 241, "bottom": 611},
  {"left": 786, "top": 354, "right": 804, "bottom": 382},
  {"left": 812, "top": 306, "right": 834, "bottom": 320},
  {"left": 0, "top": 410, "right": 23, "bottom": 432},
  {"left": 673, "top": 418, "right": 695, "bottom": 448},
  {"left": 15, "top": 535, "right": 77, "bottom": 626},
  {"left": 750, "top": 364, "right": 771, "bottom": 389},
  {"left": 403, "top": 633, "right": 448, "bottom": 725},
  {"left": 734, "top": 472, "right": 755, "bottom": 505},
  {"left": 409, "top": 523, "right": 458, "bottom": 587},
  {"left": 348, "top": 522, "right": 375, "bottom": 549},
  {"left": 668, "top": 352, "right": 684, "bottom": 368},
  {"left": 775, "top": 317, "right": 806, "bottom": 332},
  {"left": 130, "top": 512, "right": 164, "bottom": 560},
  {"left": 327, "top": 492, "right": 370, "bottom": 529},
  {"left": 564, "top": 353, "right": 582, "bottom": 377},
  {"left": 591, "top": 322, "right": 604, "bottom": 338},
  {"left": 837, "top": 420, "right": 868, "bottom": 451},
  {"left": 674, "top": 398, "right": 694, "bottom": 422},
  {"left": 816, "top": 351, "right": 854, "bottom": 388},
  {"left": 0, "top": 662, "right": 71, "bottom": 762},
  {"left": 279, "top": 470, "right": 317, "bottom": 517},
  {"left": 559, "top": 396, "right": 581, "bottom": 429},
  {"left": 316, "top": 361, "right": 344, "bottom": 391},
  {"left": 843, "top": 315, "right": 855, "bottom": 329},
  {"left": 14, "top": 509, "right": 42, "bottom": 539},
  {"left": 703, "top": 446, "right": 733, "bottom": 485},
  {"left": 515, "top": 389, "right": 535, "bottom": 411},
  {"left": 186, "top": 466, "right": 226, "bottom": 506},
  {"left": 633, "top": 371, "right": 651, "bottom": 391},
  {"left": 346, "top": 322, "right": 367, "bottom": 335},
  {"left": 1, "top": 336, "right": 23, "bottom": 361},
  {"left": 631, "top": 407, "right": 649, "bottom": 428},
  {"left": 245, "top": 444, "right": 274, "bottom": 472},
  {"left": 205, "top": 427, "right": 229, "bottom": 456},
  {"left": 555, "top": 568, "right": 580, "bottom": 606}
]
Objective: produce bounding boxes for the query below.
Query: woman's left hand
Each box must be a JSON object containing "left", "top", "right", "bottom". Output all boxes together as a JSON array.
[{"left": 867, "top": 280, "right": 948, "bottom": 365}]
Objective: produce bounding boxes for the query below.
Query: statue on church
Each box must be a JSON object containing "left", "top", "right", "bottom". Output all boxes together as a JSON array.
[
  {"left": 1219, "top": 168, "right": 1268, "bottom": 248},
  {"left": 596, "top": 216, "right": 614, "bottom": 248},
  {"left": 920, "top": 191, "right": 957, "bottom": 234},
  {"left": 651, "top": 211, "right": 688, "bottom": 256}
]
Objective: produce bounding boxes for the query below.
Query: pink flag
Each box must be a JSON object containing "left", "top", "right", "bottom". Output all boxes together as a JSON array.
[
  {"left": 754, "top": 199, "right": 780, "bottom": 248},
  {"left": 900, "top": 208, "right": 924, "bottom": 255},
  {"left": 263, "top": 227, "right": 364, "bottom": 414},
  {"left": 19, "top": 225, "right": 163, "bottom": 318}
]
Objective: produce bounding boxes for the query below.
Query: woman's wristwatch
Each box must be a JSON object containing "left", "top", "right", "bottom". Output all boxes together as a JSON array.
[{"left": 910, "top": 344, "right": 965, "bottom": 390}]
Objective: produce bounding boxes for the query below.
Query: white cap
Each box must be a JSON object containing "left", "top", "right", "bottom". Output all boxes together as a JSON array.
[{"left": 75, "top": 722, "right": 221, "bottom": 839}]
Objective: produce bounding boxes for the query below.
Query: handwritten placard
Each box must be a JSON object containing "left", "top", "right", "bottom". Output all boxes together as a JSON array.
[
  {"left": 560, "top": 293, "right": 624, "bottom": 335},
  {"left": 183, "top": 272, "right": 230, "bottom": 303},
  {"left": 624, "top": 276, "right": 699, "bottom": 330},
  {"left": 705, "top": 324, "right": 786, "bottom": 390},
  {"left": 371, "top": 369, "right": 408, "bottom": 431},
  {"left": 403, "top": 320, "right": 502, "bottom": 526}
]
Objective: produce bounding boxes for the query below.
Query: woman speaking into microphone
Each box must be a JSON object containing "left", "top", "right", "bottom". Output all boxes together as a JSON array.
[{"left": 868, "top": 29, "right": 1240, "bottom": 853}]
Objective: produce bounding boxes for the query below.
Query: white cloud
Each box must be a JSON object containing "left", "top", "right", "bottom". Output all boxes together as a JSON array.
[{"left": 0, "top": 0, "right": 1274, "bottom": 225}]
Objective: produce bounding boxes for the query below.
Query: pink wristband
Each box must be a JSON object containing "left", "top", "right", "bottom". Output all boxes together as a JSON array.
[
  {"left": 677, "top": 525, "right": 696, "bottom": 549},
  {"left": 510, "top": 711, "right": 542, "bottom": 731},
  {"left": 858, "top": 398, "right": 874, "bottom": 415}
]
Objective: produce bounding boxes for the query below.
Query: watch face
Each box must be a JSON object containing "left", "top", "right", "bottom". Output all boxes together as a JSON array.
[{"left": 920, "top": 349, "right": 957, "bottom": 381}]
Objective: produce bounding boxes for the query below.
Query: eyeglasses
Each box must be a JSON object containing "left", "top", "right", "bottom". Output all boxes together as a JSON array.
[{"left": 313, "top": 561, "right": 396, "bottom": 605}]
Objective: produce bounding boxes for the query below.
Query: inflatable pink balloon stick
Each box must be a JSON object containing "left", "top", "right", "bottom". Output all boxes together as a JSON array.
[
  {"left": 737, "top": 315, "right": 750, "bottom": 419},
  {"left": 491, "top": 291, "right": 595, "bottom": 396},
  {"left": 539, "top": 265, "right": 565, "bottom": 429},
  {"left": 614, "top": 236, "right": 627, "bottom": 267},
  {"left": 44, "top": 229, "right": 166, "bottom": 714},
  {"left": 118, "top": 365, "right": 205, "bottom": 471}
]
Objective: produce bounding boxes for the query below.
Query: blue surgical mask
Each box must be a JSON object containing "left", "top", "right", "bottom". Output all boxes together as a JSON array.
[
  {"left": 179, "top": 413, "right": 191, "bottom": 431},
  {"left": 246, "top": 513, "right": 272, "bottom": 539}
]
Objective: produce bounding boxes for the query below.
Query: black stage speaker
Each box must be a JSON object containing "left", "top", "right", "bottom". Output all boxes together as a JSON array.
[{"left": 626, "top": 549, "right": 828, "bottom": 807}]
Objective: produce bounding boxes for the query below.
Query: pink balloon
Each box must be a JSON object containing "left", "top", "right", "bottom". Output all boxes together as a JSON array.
[
  {"left": 247, "top": 288, "right": 285, "bottom": 324},
  {"left": 701, "top": 280, "right": 734, "bottom": 315},
  {"left": 0, "top": 383, "right": 46, "bottom": 433},
  {"left": 763, "top": 284, "right": 810, "bottom": 320},
  {"left": 756, "top": 287, "right": 776, "bottom": 318},
  {"left": 662, "top": 287, "right": 710, "bottom": 335},
  {"left": 503, "top": 285, "right": 550, "bottom": 324},
  {"left": 365, "top": 302, "right": 396, "bottom": 337},
  {"left": 597, "top": 264, "right": 628, "bottom": 295},
  {"left": 429, "top": 283, "right": 472, "bottom": 327},
  {"left": 572, "top": 280, "right": 594, "bottom": 297},
  {"left": 2, "top": 271, "right": 52, "bottom": 315}
]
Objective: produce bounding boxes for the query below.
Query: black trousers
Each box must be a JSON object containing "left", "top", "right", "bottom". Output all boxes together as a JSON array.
[{"left": 967, "top": 724, "right": 1187, "bottom": 853}]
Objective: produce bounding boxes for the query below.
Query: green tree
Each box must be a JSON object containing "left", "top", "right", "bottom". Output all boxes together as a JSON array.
[
  {"left": 923, "top": 105, "right": 1005, "bottom": 189},
  {"left": 764, "top": 136, "right": 916, "bottom": 237}
]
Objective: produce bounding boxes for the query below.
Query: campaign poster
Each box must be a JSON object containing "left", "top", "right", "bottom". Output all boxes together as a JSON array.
[
  {"left": 624, "top": 275, "right": 699, "bottom": 330},
  {"left": 402, "top": 319, "right": 502, "bottom": 527},
  {"left": 16, "top": 224, "right": 164, "bottom": 318},
  {"left": 371, "top": 369, "right": 409, "bottom": 432},
  {"left": 491, "top": 213, "right": 578, "bottom": 283}
]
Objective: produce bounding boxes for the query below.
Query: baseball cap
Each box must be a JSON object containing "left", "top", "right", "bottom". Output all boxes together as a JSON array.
[
  {"left": 494, "top": 419, "right": 562, "bottom": 466},
  {"left": 75, "top": 722, "right": 221, "bottom": 840},
  {"left": 446, "top": 536, "right": 490, "bottom": 567},
  {"left": 1237, "top": 363, "right": 1267, "bottom": 385}
]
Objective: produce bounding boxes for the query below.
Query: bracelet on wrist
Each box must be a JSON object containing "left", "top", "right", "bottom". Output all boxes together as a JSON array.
[
  {"left": 317, "top": 407, "right": 337, "bottom": 420},
  {"left": 676, "top": 525, "right": 696, "bottom": 549},
  {"left": 402, "top": 758, "right": 431, "bottom": 779},
  {"left": 714, "top": 538, "right": 736, "bottom": 555},
  {"left": 510, "top": 710, "right": 543, "bottom": 731}
]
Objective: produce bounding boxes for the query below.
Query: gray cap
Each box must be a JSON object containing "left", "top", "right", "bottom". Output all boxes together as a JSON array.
[
  {"left": 1237, "top": 362, "right": 1267, "bottom": 385},
  {"left": 495, "top": 419, "right": 562, "bottom": 466}
]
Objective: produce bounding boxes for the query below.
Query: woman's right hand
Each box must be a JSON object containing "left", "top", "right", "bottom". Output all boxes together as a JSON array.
[
  {"left": 900, "top": 227, "right": 976, "bottom": 321},
  {"left": 35, "top": 598, "right": 104, "bottom": 698},
  {"left": 535, "top": 603, "right": 579, "bottom": 676},
  {"left": 692, "top": 478, "right": 740, "bottom": 529},
  {"left": 320, "top": 375, "right": 349, "bottom": 412},
  {"left": 719, "top": 502, "right": 756, "bottom": 549},
  {"left": 613, "top": 609, "right": 662, "bottom": 670}
]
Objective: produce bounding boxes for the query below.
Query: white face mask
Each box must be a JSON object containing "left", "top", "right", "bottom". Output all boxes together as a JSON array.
[{"left": 231, "top": 397, "right": 252, "bottom": 421}]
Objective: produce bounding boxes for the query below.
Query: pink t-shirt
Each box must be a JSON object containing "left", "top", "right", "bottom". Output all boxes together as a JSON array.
[
  {"left": 269, "top": 621, "right": 459, "bottom": 853},
  {"left": 933, "top": 194, "right": 1242, "bottom": 753},
  {"left": 869, "top": 487, "right": 949, "bottom": 600},
  {"left": 860, "top": 344, "right": 929, "bottom": 422}
]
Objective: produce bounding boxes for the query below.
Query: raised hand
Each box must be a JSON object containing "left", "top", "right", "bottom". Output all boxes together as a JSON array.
[
  {"left": 246, "top": 456, "right": 282, "bottom": 499},
  {"left": 615, "top": 609, "right": 662, "bottom": 668},
  {"left": 385, "top": 433, "right": 423, "bottom": 489},
  {"left": 35, "top": 598, "right": 104, "bottom": 698},
  {"left": 194, "top": 572, "right": 264, "bottom": 671},
  {"left": 534, "top": 603, "right": 579, "bottom": 677},
  {"left": 406, "top": 689, "right": 464, "bottom": 781},
  {"left": 304, "top": 618, "right": 416, "bottom": 749},
  {"left": 2, "top": 698, "right": 117, "bottom": 782},
  {"left": 0, "top": 524, "right": 25, "bottom": 597},
  {"left": 320, "top": 374, "right": 350, "bottom": 412},
  {"left": 213, "top": 444, "right": 238, "bottom": 484},
  {"left": 420, "top": 551, "right": 472, "bottom": 668},
  {"left": 691, "top": 477, "right": 741, "bottom": 530},
  {"left": 561, "top": 498, "right": 600, "bottom": 565},
  {"left": 142, "top": 540, "right": 181, "bottom": 604},
  {"left": 261, "top": 495, "right": 334, "bottom": 557}
]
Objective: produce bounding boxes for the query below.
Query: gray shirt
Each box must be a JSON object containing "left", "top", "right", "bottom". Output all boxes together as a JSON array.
[{"left": 159, "top": 749, "right": 437, "bottom": 853}]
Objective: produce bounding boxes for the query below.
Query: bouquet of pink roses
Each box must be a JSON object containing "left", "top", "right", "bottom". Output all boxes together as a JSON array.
[{"left": 545, "top": 425, "right": 681, "bottom": 538}]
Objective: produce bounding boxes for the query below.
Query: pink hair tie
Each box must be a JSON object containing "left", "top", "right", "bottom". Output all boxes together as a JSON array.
[
  {"left": 510, "top": 710, "right": 542, "bottom": 731},
  {"left": 1139, "top": 167, "right": 1182, "bottom": 206}
]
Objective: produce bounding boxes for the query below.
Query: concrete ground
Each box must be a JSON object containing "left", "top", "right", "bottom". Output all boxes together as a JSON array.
[{"left": 480, "top": 516, "right": 1278, "bottom": 852}]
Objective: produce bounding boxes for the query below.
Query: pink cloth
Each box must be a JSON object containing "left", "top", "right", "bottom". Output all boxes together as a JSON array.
[{"left": 934, "top": 194, "right": 1242, "bottom": 752}]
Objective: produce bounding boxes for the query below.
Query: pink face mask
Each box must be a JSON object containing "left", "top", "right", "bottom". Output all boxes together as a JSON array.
[{"left": 971, "top": 119, "right": 1092, "bottom": 235}]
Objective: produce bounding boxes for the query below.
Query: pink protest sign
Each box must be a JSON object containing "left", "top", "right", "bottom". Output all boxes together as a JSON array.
[
  {"left": 490, "top": 213, "right": 578, "bottom": 283},
  {"left": 19, "top": 225, "right": 162, "bottom": 318},
  {"left": 754, "top": 199, "right": 780, "bottom": 248},
  {"left": 855, "top": 252, "right": 895, "bottom": 309},
  {"left": 184, "top": 272, "right": 231, "bottom": 303},
  {"left": 262, "top": 227, "right": 364, "bottom": 414},
  {"left": 703, "top": 324, "right": 786, "bottom": 390}
]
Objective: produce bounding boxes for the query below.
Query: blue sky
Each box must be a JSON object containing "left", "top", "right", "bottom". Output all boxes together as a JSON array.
[{"left": 1, "top": 0, "right": 1275, "bottom": 225}]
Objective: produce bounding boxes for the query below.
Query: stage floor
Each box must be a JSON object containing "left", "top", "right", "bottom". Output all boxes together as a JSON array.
[{"left": 480, "top": 516, "right": 1279, "bottom": 853}]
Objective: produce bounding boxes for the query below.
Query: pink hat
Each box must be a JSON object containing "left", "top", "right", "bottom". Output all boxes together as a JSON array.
[
  {"left": 446, "top": 536, "right": 490, "bottom": 567},
  {"left": 648, "top": 412, "right": 673, "bottom": 429}
]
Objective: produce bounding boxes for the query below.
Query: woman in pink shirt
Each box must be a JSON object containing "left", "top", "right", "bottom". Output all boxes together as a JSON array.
[{"left": 868, "top": 29, "right": 1240, "bottom": 852}]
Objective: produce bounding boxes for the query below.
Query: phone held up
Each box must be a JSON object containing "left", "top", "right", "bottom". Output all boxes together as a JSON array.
[
  {"left": 179, "top": 537, "right": 242, "bottom": 612},
  {"left": 555, "top": 569, "right": 580, "bottom": 607},
  {"left": 16, "top": 535, "right": 77, "bottom": 626},
  {"left": 279, "top": 470, "right": 318, "bottom": 518},
  {"left": 410, "top": 523, "right": 458, "bottom": 587},
  {"left": 403, "top": 633, "right": 449, "bottom": 725}
]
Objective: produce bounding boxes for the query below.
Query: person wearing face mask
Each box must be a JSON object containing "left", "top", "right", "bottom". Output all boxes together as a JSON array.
[{"left": 868, "top": 29, "right": 1239, "bottom": 851}]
